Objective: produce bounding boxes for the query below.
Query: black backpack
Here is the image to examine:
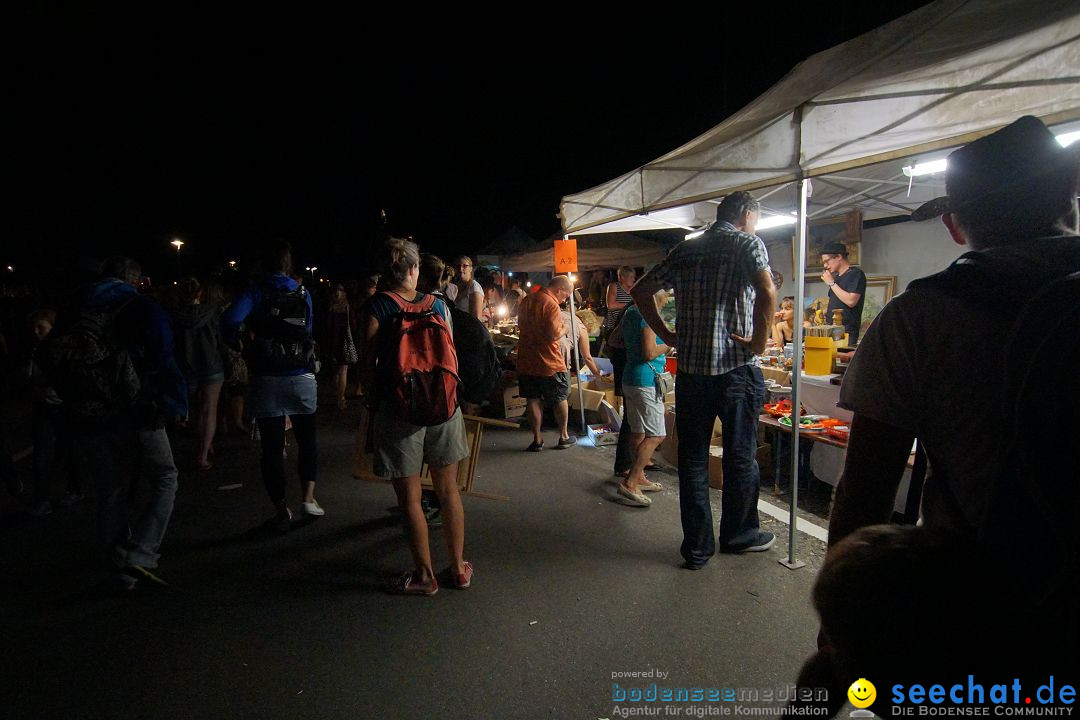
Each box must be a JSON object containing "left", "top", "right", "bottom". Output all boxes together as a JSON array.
[
  {"left": 981, "top": 268, "right": 1079, "bottom": 667},
  {"left": 42, "top": 297, "right": 141, "bottom": 422},
  {"left": 446, "top": 303, "right": 501, "bottom": 405},
  {"left": 248, "top": 285, "right": 317, "bottom": 373},
  {"left": 909, "top": 241, "right": 1079, "bottom": 669}
]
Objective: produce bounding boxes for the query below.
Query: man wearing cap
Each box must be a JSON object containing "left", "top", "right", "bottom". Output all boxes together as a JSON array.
[
  {"left": 818, "top": 241, "right": 866, "bottom": 344},
  {"left": 809, "top": 116, "right": 1079, "bottom": 683},
  {"left": 830, "top": 114, "right": 1079, "bottom": 544}
]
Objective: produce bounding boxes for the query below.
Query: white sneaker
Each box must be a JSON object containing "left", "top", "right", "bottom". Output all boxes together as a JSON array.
[{"left": 301, "top": 500, "right": 325, "bottom": 517}]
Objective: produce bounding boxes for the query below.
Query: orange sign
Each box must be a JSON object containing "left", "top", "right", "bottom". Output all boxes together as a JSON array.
[{"left": 554, "top": 238, "right": 578, "bottom": 274}]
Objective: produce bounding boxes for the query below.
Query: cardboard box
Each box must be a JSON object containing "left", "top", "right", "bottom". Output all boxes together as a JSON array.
[
  {"left": 658, "top": 409, "right": 722, "bottom": 469},
  {"left": 568, "top": 380, "right": 606, "bottom": 411},
  {"left": 597, "top": 400, "right": 621, "bottom": 428},
  {"left": 588, "top": 423, "right": 619, "bottom": 446},
  {"left": 759, "top": 366, "right": 791, "bottom": 385},
  {"left": 571, "top": 378, "right": 621, "bottom": 413},
  {"left": 708, "top": 439, "right": 724, "bottom": 490},
  {"left": 756, "top": 444, "right": 774, "bottom": 481},
  {"left": 502, "top": 385, "right": 527, "bottom": 418},
  {"left": 660, "top": 408, "right": 679, "bottom": 467},
  {"left": 804, "top": 335, "right": 835, "bottom": 376}
]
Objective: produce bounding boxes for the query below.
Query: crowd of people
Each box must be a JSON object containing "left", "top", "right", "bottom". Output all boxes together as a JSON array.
[
  {"left": 0, "top": 237, "right": 523, "bottom": 595},
  {"left": 0, "top": 116, "right": 1075, "bottom": 698}
]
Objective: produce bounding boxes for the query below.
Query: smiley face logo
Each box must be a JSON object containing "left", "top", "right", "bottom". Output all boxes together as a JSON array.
[{"left": 848, "top": 678, "right": 876, "bottom": 709}]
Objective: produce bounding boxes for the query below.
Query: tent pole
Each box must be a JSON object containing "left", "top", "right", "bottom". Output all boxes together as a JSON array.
[
  {"left": 565, "top": 235, "right": 587, "bottom": 436},
  {"left": 781, "top": 177, "right": 809, "bottom": 571}
]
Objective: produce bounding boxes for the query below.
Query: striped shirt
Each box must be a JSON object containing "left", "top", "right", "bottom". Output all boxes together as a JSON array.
[
  {"left": 644, "top": 221, "right": 770, "bottom": 376},
  {"left": 602, "top": 282, "right": 634, "bottom": 329}
]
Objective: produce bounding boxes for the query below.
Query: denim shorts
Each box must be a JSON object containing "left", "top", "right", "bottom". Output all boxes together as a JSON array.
[
  {"left": 519, "top": 372, "right": 569, "bottom": 404},
  {"left": 247, "top": 373, "right": 317, "bottom": 419}
]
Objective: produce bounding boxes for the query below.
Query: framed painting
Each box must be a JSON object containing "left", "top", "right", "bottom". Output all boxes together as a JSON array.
[
  {"left": 793, "top": 209, "right": 862, "bottom": 272},
  {"left": 860, "top": 275, "right": 897, "bottom": 330}
]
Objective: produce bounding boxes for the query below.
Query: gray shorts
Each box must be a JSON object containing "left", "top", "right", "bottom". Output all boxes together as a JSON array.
[
  {"left": 373, "top": 406, "right": 469, "bottom": 478},
  {"left": 622, "top": 384, "right": 666, "bottom": 437}
]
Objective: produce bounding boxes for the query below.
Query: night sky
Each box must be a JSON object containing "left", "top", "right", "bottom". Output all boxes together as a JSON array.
[{"left": 10, "top": 2, "right": 932, "bottom": 281}]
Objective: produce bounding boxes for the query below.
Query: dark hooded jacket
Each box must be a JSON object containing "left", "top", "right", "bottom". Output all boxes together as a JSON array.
[
  {"left": 65, "top": 278, "right": 188, "bottom": 425},
  {"left": 172, "top": 303, "right": 225, "bottom": 383}
]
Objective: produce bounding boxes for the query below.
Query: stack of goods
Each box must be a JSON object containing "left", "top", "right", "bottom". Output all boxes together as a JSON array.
[
  {"left": 764, "top": 400, "right": 850, "bottom": 441},
  {"left": 805, "top": 324, "right": 845, "bottom": 340},
  {"left": 575, "top": 309, "right": 602, "bottom": 336}
]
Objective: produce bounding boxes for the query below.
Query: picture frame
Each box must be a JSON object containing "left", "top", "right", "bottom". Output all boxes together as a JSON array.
[
  {"left": 860, "top": 275, "right": 897, "bottom": 330},
  {"left": 793, "top": 209, "right": 862, "bottom": 272}
]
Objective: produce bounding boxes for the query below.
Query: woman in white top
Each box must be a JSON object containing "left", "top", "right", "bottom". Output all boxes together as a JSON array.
[
  {"left": 446, "top": 255, "right": 484, "bottom": 320},
  {"left": 560, "top": 309, "right": 601, "bottom": 377}
]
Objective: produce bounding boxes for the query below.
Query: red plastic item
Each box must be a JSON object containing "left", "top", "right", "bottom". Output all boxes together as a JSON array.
[{"left": 826, "top": 426, "right": 850, "bottom": 442}]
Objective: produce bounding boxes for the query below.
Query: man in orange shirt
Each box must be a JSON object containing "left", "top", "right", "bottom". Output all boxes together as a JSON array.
[{"left": 516, "top": 275, "right": 574, "bottom": 451}]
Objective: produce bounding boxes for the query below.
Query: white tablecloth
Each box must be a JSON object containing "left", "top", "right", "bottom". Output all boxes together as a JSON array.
[{"left": 793, "top": 373, "right": 913, "bottom": 514}]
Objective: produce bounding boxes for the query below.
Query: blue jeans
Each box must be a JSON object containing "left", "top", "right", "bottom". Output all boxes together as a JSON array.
[
  {"left": 74, "top": 425, "right": 178, "bottom": 569},
  {"left": 675, "top": 366, "right": 765, "bottom": 563}
]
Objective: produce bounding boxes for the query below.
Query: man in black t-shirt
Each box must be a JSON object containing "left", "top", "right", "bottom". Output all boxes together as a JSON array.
[{"left": 819, "top": 241, "right": 866, "bottom": 344}]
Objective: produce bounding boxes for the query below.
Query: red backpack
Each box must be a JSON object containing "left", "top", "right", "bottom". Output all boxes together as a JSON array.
[{"left": 378, "top": 291, "right": 460, "bottom": 426}]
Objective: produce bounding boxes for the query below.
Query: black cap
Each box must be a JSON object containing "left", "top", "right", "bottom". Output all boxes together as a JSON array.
[
  {"left": 911, "top": 115, "right": 1080, "bottom": 222},
  {"left": 821, "top": 241, "right": 848, "bottom": 256}
]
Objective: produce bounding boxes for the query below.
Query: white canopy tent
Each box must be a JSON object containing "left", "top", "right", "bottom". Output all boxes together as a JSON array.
[
  {"left": 557, "top": 0, "right": 1080, "bottom": 567},
  {"left": 499, "top": 233, "right": 669, "bottom": 272},
  {"left": 561, "top": 0, "right": 1080, "bottom": 233}
]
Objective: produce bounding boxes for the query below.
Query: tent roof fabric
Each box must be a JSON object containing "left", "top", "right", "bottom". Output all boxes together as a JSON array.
[
  {"left": 481, "top": 226, "right": 541, "bottom": 255},
  {"left": 499, "top": 233, "right": 668, "bottom": 272},
  {"left": 560, "top": 0, "right": 1080, "bottom": 233}
]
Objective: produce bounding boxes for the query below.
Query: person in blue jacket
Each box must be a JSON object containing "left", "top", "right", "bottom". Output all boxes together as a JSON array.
[
  {"left": 55, "top": 255, "right": 188, "bottom": 591},
  {"left": 223, "top": 240, "right": 322, "bottom": 532}
]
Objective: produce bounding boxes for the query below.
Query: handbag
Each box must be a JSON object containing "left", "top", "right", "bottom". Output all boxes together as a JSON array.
[
  {"left": 652, "top": 368, "right": 675, "bottom": 398},
  {"left": 341, "top": 328, "right": 359, "bottom": 364},
  {"left": 341, "top": 307, "right": 359, "bottom": 365},
  {"left": 599, "top": 304, "right": 631, "bottom": 358},
  {"left": 647, "top": 355, "right": 674, "bottom": 399}
]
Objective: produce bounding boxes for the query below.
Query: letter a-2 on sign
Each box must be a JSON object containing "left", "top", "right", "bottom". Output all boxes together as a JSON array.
[{"left": 554, "top": 239, "right": 578, "bottom": 274}]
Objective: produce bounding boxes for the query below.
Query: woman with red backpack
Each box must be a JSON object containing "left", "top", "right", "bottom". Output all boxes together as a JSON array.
[{"left": 359, "top": 237, "right": 472, "bottom": 596}]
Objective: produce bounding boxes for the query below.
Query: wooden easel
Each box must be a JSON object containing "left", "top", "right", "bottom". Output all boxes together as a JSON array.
[{"left": 352, "top": 410, "right": 518, "bottom": 500}]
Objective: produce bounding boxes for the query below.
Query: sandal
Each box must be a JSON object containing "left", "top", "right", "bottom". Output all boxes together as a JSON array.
[
  {"left": 388, "top": 571, "right": 438, "bottom": 596},
  {"left": 616, "top": 483, "right": 651, "bottom": 507},
  {"left": 452, "top": 561, "right": 474, "bottom": 590}
]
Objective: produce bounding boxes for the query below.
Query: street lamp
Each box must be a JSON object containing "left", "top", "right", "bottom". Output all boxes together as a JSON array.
[
  {"left": 228, "top": 260, "right": 237, "bottom": 269},
  {"left": 305, "top": 266, "right": 318, "bottom": 280},
  {"left": 170, "top": 238, "right": 184, "bottom": 252}
]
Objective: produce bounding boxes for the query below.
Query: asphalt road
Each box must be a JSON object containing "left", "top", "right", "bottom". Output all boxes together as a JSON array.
[{"left": 1, "top": 394, "right": 828, "bottom": 719}]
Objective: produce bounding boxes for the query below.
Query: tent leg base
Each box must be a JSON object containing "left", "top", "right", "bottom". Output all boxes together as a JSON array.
[{"left": 779, "top": 558, "right": 807, "bottom": 570}]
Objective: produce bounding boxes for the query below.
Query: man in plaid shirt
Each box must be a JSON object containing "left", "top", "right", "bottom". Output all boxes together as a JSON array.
[{"left": 633, "top": 191, "right": 777, "bottom": 567}]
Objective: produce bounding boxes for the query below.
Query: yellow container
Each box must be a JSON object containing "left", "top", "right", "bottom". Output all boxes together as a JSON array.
[{"left": 804, "top": 335, "right": 835, "bottom": 375}]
